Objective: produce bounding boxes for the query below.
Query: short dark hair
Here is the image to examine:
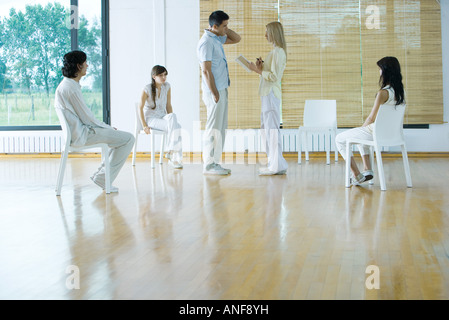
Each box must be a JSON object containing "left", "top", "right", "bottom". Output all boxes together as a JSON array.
[
  {"left": 61, "top": 50, "right": 87, "bottom": 78},
  {"left": 209, "top": 10, "right": 229, "bottom": 28}
]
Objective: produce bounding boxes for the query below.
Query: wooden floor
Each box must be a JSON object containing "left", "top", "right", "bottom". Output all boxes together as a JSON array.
[{"left": 0, "top": 153, "right": 449, "bottom": 300}]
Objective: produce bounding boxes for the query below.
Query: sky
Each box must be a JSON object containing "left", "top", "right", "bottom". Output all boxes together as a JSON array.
[{"left": 0, "top": 0, "right": 100, "bottom": 22}]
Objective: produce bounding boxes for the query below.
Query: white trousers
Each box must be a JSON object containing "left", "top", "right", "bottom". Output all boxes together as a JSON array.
[
  {"left": 147, "top": 113, "right": 183, "bottom": 162},
  {"left": 261, "top": 91, "right": 288, "bottom": 173},
  {"left": 335, "top": 126, "right": 372, "bottom": 161},
  {"left": 202, "top": 88, "right": 228, "bottom": 168},
  {"left": 86, "top": 127, "right": 135, "bottom": 184}
]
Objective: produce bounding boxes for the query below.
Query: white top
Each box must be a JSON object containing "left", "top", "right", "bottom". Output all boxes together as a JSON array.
[
  {"left": 197, "top": 30, "right": 230, "bottom": 93},
  {"left": 367, "top": 86, "right": 402, "bottom": 133},
  {"left": 54, "top": 77, "right": 110, "bottom": 146},
  {"left": 143, "top": 82, "right": 170, "bottom": 120},
  {"left": 259, "top": 46, "right": 287, "bottom": 99}
]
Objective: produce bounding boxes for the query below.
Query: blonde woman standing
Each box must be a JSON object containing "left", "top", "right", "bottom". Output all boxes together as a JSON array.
[{"left": 249, "top": 21, "right": 288, "bottom": 175}]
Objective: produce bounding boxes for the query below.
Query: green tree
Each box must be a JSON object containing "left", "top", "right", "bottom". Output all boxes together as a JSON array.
[
  {"left": 1, "top": 8, "right": 34, "bottom": 94},
  {"left": 0, "top": 2, "right": 101, "bottom": 95},
  {"left": 79, "top": 16, "right": 102, "bottom": 91},
  {"left": 27, "top": 3, "right": 71, "bottom": 96},
  {"left": 0, "top": 20, "right": 7, "bottom": 93}
]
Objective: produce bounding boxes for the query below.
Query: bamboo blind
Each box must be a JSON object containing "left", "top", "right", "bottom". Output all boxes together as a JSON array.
[
  {"left": 199, "top": 0, "right": 443, "bottom": 129},
  {"left": 360, "top": 0, "right": 443, "bottom": 125},
  {"left": 281, "top": 0, "right": 363, "bottom": 128},
  {"left": 199, "top": 0, "right": 278, "bottom": 129}
]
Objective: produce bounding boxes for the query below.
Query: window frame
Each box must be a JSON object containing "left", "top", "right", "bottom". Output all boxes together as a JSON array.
[{"left": 0, "top": 0, "right": 110, "bottom": 131}]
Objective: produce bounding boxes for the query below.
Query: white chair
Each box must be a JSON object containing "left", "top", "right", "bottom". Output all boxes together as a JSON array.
[
  {"left": 345, "top": 103, "right": 412, "bottom": 191},
  {"left": 298, "top": 100, "right": 338, "bottom": 165},
  {"left": 55, "top": 108, "right": 111, "bottom": 196},
  {"left": 132, "top": 103, "right": 166, "bottom": 168}
]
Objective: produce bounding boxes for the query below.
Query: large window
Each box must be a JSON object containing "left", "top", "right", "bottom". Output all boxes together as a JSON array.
[
  {"left": 0, "top": 0, "right": 106, "bottom": 130},
  {"left": 199, "top": 0, "right": 444, "bottom": 129}
]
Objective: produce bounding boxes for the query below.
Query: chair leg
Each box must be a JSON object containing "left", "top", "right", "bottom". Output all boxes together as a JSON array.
[
  {"left": 56, "top": 149, "right": 69, "bottom": 196},
  {"left": 132, "top": 131, "right": 139, "bottom": 166},
  {"left": 374, "top": 146, "right": 386, "bottom": 191},
  {"left": 401, "top": 145, "right": 413, "bottom": 188},
  {"left": 151, "top": 133, "right": 155, "bottom": 169},
  {"left": 298, "top": 130, "right": 302, "bottom": 164},
  {"left": 326, "top": 130, "right": 330, "bottom": 165},
  {"left": 304, "top": 131, "right": 309, "bottom": 161},
  {"left": 333, "top": 129, "right": 338, "bottom": 162},
  {"left": 159, "top": 134, "right": 165, "bottom": 165},
  {"left": 369, "top": 146, "right": 375, "bottom": 185},
  {"left": 345, "top": 142, "right": 352, "bottom": 188},
  {"left": 103, "top": 146, "right": 111, "bottom": 194}
]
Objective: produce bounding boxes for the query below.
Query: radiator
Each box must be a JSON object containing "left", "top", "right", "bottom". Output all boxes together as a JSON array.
[
  {"left": 223, "top": 129, "right": 335, "bottom": 153},
  {"left": 0, "top": 133, "right": 63, "bottom": 153},
  {"left": 0, "top": 130, "right": 334, "bottom": 154}
]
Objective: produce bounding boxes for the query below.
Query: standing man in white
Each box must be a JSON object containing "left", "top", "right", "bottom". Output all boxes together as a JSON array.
[
  {"left": 197, "top": 10, "right": 241, "bottom": 175},
  {"left": 55, "top": 50, "right": 135, "bottom": 192}
]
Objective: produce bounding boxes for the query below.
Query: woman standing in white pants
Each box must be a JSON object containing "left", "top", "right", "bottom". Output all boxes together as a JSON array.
[
  {"left": 335, "top": 56, "right": 406, "bottom": 186},
  {"left": 248, "top": 21, "right": 288, "bottom": 176},
  {"left": 138, "top": 65, "right": 183, "bottom": 169}
]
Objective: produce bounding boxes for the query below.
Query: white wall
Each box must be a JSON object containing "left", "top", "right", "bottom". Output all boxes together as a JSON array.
[{"left": 110, "top": 0, "right": 200, "bottom": 152}]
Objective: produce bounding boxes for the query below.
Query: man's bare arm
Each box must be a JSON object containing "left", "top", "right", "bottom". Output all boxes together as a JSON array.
[
  {"left": 225, "top": 29, "right": 241, "bottom": 44},
  {"left": 201, "top": 61, "right": 220, "bottom": 103}
]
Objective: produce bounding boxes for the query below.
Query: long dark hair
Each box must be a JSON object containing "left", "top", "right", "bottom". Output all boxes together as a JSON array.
[
  {"left": 150, "top": 65, "right": 168, "bottom": 109},
  {"left": 377, "top": 56, "right": 405, "bottom": 106},
  {"left": 62, "top": 50, "right": 87, "bottom": 78}
]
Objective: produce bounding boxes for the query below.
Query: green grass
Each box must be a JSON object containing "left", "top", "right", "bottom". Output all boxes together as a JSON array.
[{"left": 0, "top": 91, "right": 103, "bottom": 126}]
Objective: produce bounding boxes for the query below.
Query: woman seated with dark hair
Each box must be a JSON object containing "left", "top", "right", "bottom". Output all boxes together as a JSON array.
[
  {"left": 335, "top": 56, "right": 406, "bottom": 186},
  {"left": 55, "top": 50, "right": 135, "bottom": 193}
]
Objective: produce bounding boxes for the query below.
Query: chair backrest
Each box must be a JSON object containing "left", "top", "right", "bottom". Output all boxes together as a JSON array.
[
  {"left": 303, "top": 100, "right": 337, "bottom": 128},
  {"left": 373, "top": 103, "right": 406, "bottom": 147},
  {"left": 55, "top": 108, "right": 71, "bottom": 147}
]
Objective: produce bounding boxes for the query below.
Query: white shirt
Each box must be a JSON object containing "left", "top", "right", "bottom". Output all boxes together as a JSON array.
[
  {"left": 54, "top": 77, "right": 110, "bottom": 146},
  {"left": 259, "top": 46, "right": 287, "bottom": 99},
  {"left": 366, "top": 86, "right": 404, "bottom": 133},
  {"left": 143, "top": 82, "right": 170, "bottom": 120},
  {"left": 197, "top": 30, "right": 230, "bottom": 93}
]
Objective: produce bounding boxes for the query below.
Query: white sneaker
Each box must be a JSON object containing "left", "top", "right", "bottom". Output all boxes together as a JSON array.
[
  {"left": 350, "top": 173, "right": 366, "bottom": 186},
  {"left": 258, "top": 168, "right": 287, "bottom": 176},
  {"left": 90, "top": 176, "right": 119, "bottom": 193},
  {"left": 214, "top": 163, "right": 231, "bottom": 174},
  {"left": 168, "top": 159, "right": 183, "bottom": 169},
  {"left": 203, "top": 163, "right": 229, "bottom": 175}
]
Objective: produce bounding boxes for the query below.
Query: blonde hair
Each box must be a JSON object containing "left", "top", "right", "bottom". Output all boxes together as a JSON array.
[{"left": 266, "top": 21, "right": 287, "bottom": 54}]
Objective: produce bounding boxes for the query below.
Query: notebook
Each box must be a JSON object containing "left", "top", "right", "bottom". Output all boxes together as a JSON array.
[{"left": 235, "top": 55, "right": 251, "bottom": 72}]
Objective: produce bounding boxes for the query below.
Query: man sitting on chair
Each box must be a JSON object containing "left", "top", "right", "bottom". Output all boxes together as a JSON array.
[{"left": 54, "top": 50, "right": 134, "bottom": 193}]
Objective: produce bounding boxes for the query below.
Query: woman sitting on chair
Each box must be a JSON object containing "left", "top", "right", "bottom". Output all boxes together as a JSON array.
[
  {"left": 335, "top": 56, "right": 405, "bottom": 186},
  {"left": 138, "top": 65, "right": 183, "bottom": 169}
]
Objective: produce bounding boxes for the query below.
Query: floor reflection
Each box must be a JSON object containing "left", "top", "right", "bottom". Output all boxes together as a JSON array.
[{"left": 57, "top": 188, "right": 134, "bottom": 299}]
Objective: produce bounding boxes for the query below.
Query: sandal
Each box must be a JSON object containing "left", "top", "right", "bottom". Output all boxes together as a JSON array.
[{"left": 362, "top": 170, "right": 374, "bottom": 181}]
